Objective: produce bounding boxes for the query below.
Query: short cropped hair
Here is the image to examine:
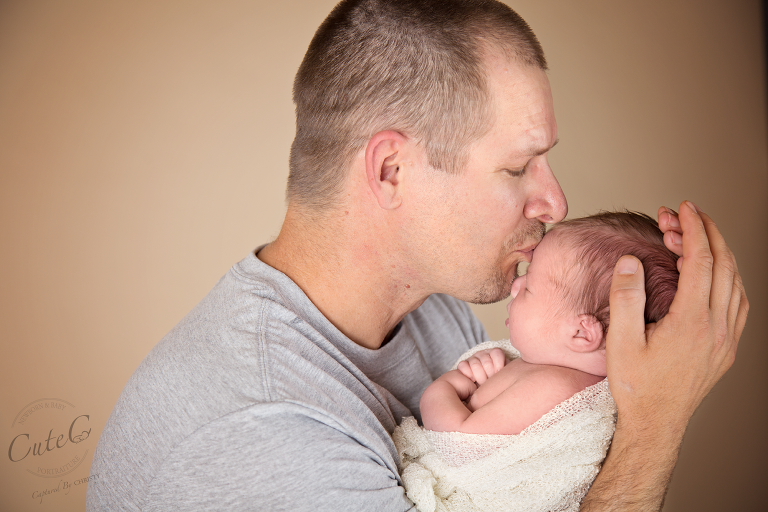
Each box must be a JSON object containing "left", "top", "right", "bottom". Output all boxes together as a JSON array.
[
  {"left": 288, "top": 0, "right": 547, "bottom": 210},
  {"left": 550, "top": 211, "right": 680, "bottom": 335}
]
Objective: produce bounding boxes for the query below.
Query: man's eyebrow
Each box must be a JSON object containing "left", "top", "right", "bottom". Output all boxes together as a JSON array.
[{"left": 527, "top": 138, "right": 559, "bottom": 157}]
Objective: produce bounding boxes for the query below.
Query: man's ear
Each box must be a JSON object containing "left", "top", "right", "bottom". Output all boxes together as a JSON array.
[
  {"left": 567, "top": 314, "right": 604, "bottom": 353},
  {"left": 365, "top": 131, "right": 407, "bottom": 210}
]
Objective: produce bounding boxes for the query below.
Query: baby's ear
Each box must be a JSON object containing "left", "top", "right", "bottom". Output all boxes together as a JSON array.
[{"left": 567, "top": 315, "right": 604, "bottom": 353}]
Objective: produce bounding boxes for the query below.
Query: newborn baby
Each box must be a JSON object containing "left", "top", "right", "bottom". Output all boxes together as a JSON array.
[{"left": 394, "top": 211, "right": 680, "bottom": 512}]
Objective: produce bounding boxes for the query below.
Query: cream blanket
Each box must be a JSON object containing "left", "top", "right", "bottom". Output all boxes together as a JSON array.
[{"left": 393, "top": 340, "right": 617, "bottom": 512}]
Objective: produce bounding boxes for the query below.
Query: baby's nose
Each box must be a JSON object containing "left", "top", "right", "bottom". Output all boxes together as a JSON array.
[{"left": 510, "top": 275, "right": 525, "bottom": 300}]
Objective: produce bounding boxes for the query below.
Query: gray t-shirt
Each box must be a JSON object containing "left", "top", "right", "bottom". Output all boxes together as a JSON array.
[{"left": 87, "top": 251, "right": 486, "bottom": 511}]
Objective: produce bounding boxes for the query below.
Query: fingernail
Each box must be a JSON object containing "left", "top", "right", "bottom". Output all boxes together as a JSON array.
[
  {"left": 670, "top": 231, "right": 682, "bottom": 245},
  {"left": 616, "top": 257, "right": 638, "bottom": 275},
  {"left": 686, "top": 201, "right": 699, "bottom": 213},
  {"left": 666, "top": 210, "right": 680, "bottom": 228}
]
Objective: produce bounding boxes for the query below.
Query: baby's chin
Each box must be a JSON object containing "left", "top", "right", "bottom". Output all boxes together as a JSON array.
[{"left": 506, "top": 334, "right": 524, "bottom": 357}]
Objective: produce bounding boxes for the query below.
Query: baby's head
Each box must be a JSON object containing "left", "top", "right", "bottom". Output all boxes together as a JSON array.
[{"left": 506, "top": 211, "right": 679, "bottom": 377}]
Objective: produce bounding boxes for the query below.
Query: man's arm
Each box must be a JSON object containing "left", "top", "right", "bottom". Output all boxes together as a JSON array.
[
  {"left": 139, "top": 405, "right": 415, "bottom": 512},
  {"left": 580, "top": 201, "right": 748, "bottom": 511}
]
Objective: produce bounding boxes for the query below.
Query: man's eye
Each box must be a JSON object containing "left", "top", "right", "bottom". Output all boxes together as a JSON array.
[{"left": 506, "top": 168, "right": 526, "bottom": 177}]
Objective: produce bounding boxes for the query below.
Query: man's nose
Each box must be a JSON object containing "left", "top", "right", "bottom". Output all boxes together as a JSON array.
[{"left": 523, "top": 160, "right": 568, "bottom": 224}]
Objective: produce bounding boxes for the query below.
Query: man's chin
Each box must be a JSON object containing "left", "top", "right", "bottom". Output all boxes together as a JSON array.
[
  {"left": 469, "top": 293, "right": 510, "bottom": 305},
  {"left": 468, "top": 274, "right": 515, "bottom": 304}
]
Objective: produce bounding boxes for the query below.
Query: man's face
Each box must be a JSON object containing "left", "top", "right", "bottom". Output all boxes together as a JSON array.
[{"left": 407, "top": 53, "right": 567, "bottom": 304}]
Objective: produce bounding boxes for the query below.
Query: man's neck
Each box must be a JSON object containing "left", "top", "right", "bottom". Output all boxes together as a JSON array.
[{"left": 257, "top": 206, "right": 428, "bottom": 350}]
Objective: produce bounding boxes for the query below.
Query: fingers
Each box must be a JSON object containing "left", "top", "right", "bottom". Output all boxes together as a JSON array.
[
  {"left": 726, "top": 278, "right": 746, "bottom": 366},
  {"left": 657, "top": 206, "right": 681, "bottom": 233},
  {"left": 670, "top": 202, "right": 713, "bottom": 315},
  {"left": 698, "top": 210, "right": 734, "bottom": 328},
  {"left": 725, "top": 246, "right": 748, "bottom": 364},
  {"left": 659, "top": 206, "right": 683, "bottom": 257},
  {"left": 456, "top": 360, "right": 475, "bottom": 382},
  {"left": 457, "top": 349, "right": 507, "bottom": 385},
  {"left": 470, "top": 350, "right": 496, "bottom": 384},
  {"left": 488, "top": 348, "right": 507, "bottom": 371},
  {"left": 606, "top": 255, "right": 647, "bottom": 357},
  {"left": 664, "top": 231, "right": 683, "bottom": 258},
  {"left": 669, "top": 203, "right": 748, "bottom": 379},
  {"left": 732, "top": 283, "right": 749, "bottom": 355}
]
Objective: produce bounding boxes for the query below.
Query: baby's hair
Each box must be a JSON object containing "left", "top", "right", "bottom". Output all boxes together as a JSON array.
[{"left": 549, "top": 211, "right": 679, "bottom": 336}]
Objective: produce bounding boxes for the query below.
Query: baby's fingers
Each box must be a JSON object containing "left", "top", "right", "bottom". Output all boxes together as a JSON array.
[
  {"left": 456, "top": 360, "right": 475, "bottom": 382},
  {"left": 459, "top": 349, "right": 507, "bottom": 384},
  {"left": 488, "top": 348, "right": 507, "bottom": 373},
  {"left": 457, "top": 358, "right": 488, "bottom": 384},
  {"left": 468, "top": 353, "right": 492, "bottom": 384}
]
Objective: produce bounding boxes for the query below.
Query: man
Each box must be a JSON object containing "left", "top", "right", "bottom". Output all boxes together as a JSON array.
[{"left": 87, "top": 1, "right": 748, "bottom": 510}]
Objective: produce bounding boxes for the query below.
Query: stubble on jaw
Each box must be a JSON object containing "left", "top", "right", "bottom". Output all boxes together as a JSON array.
[{"left": 471, "top": 220, "right": 547, "bottom": 304}]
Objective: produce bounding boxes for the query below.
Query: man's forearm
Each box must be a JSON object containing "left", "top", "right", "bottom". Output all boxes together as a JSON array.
[{"left": 580, "top": 416, "right": 686, "bottom": 511}]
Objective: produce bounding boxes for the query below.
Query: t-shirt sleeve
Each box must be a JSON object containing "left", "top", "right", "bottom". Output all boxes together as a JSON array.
[{"left": 143, "top": 406, "right": 415, "bottom": 512}]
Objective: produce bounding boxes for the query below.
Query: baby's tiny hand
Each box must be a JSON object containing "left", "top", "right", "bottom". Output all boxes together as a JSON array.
[{"left": 456, "top": 348, "right": 507, "bottom": 385}]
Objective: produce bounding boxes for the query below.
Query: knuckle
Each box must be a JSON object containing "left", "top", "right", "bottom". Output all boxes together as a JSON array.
[
  {"left": 718, "top": 254, "right": 736, "bottom": 275},
  {"left": 733, "top": 271, "right": 745, "bottom": 291},
  {"left": 610, "top": 287, "right": 645, "bottom": 303},
  {"left": 695, "top": 253, "right": 715, "bottom": 271},
  {"left": 713, "top": 323, "right": 729, "bottom": 348}
]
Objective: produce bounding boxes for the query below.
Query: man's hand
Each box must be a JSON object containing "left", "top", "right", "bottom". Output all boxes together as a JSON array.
[
  {"left": 581, "top": 201, "right": 748, "bottom": 511},
  {"left": 610, "top": 201, "right": 747, "bottom": 435},
  {"left": 456, "top": 348, "right": 507, "bottom": 385}
]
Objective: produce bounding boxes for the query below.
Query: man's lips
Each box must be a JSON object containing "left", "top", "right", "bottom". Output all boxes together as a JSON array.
[{"left": 513, "top": 242, "right": 539, "bottom": 262}]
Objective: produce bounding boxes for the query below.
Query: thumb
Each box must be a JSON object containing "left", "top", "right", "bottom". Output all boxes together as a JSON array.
[{"left": 607, "top": 256, "right": 647, "bottom": 357}]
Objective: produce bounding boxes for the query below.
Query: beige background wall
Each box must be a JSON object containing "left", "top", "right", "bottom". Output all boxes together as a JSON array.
[{"left": 1, "top": 1, "right": 765, "bottom": 511}]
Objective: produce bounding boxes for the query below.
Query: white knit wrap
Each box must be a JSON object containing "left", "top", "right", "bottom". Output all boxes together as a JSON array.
[{"left": 393, "top": 340, "right": 617, "bottom": 512}]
